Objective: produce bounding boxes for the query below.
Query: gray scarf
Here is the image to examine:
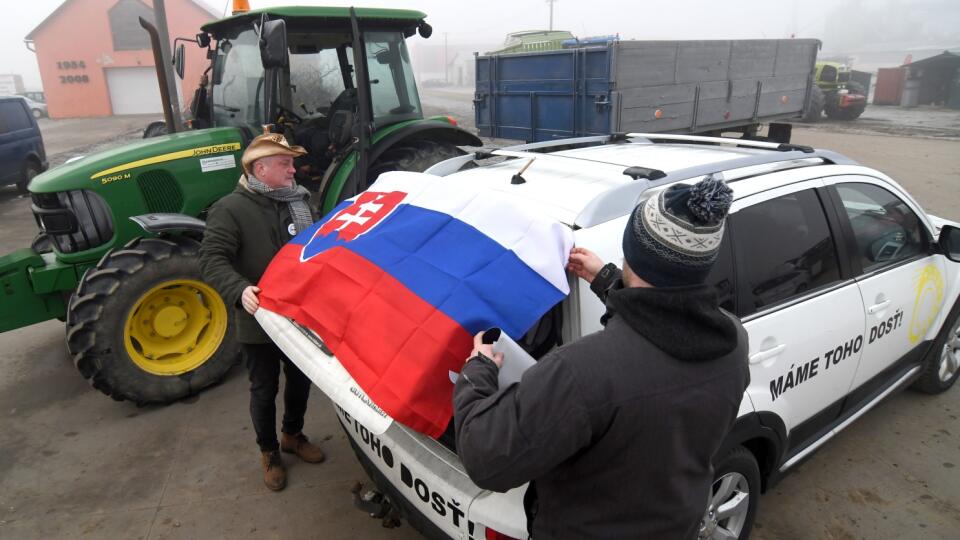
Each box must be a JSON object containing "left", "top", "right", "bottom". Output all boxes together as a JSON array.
[{"left": 242, "top": 174, "right": 314, "bottom": 235}]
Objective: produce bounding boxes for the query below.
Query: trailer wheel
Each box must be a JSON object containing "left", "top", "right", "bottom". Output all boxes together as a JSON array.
[
  {"left": 67, "top": 236, "right": 238, "bottom": 404},
  {"left": 802, "top": 85, "right": 824, "bottom": 123},
  {"left": 366, "top": 140, "right": 465, "bottom": 186}
]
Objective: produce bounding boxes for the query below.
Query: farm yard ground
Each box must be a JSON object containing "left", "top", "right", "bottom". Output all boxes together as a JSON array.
[{"left": 0, "top": 99, "right": 958, "bottom": 539}]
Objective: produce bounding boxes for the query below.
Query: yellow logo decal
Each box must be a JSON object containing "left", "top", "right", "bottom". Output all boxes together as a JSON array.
[
  {"left": 99, "top": 172, "right": 132, "bottom": 185},
  {"left": 908, "top": 264, "right": 944, "bottom": 343},
  {"left": 91, "top": 142, "right": 242, "bottom": 180}
]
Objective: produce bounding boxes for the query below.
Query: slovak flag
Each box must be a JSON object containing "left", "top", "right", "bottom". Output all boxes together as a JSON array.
[{"left": 257, "top": 171, "right": 574, "bottom": 437}]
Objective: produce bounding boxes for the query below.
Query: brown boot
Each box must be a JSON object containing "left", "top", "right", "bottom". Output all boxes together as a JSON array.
[
  {"left": 280, "top": 432, "right": 326, "bottom": 463},
  {"left": 260, "top": 450, "right": 286, "bottom": 491}
]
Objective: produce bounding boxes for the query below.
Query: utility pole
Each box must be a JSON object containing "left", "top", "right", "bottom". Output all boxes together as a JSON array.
[{"left": 546, "top": 0, "right": 557, "bottom": 31}]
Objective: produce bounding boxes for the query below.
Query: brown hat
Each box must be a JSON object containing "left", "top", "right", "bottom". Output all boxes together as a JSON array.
[{"left": 241, "top": 133, "right": 307, "bottom": 175}]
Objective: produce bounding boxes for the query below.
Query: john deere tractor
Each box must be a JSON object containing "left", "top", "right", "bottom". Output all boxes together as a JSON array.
[
  {"left": 803, "top": 61, "right": 868, "bottom": 122},
  {"left": 0, "top": 5, "right": 479, "bottom": 405}
]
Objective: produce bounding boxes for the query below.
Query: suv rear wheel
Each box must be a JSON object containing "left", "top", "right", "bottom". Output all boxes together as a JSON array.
[{"left": 700, "top": 446, "right": 760, "bottom": 540}]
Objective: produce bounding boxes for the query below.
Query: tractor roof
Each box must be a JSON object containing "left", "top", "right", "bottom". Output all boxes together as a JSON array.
[{"left": 202, "top": 6, "right": 427, "bottom": 35}]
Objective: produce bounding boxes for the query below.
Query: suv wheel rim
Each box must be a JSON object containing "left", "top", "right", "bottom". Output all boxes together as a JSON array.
[
  {"left": 699, "top": 472, "right": 749, "bottom": 540},
  {"left": 939, "top": 314, "right": 960, "bottom": 383}
]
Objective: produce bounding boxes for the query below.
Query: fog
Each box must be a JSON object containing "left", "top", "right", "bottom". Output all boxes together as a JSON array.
[{"left": 4, "top": 0, "right": 959, "bottom": 90}]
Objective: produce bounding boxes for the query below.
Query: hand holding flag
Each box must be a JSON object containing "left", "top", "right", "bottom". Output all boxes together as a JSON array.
[{"left": 257, "top": 171, "right": 574, "bottom": 437}]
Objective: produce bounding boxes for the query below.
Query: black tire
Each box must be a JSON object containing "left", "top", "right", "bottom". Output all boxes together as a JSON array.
[
  {"left": 17, "top": 161, "right": 40, "bottom": 194},
  {"left": 824, "top": 92, "right": 866, "bottom": 120},
  {"left": 66, "top": 236, "right": 239, "bottom": 404},
  {"left": 143, "top": 121, "right": 168, "bottom": 138},
  {"left": 31, "top": 108, "right": 43, "bottom": 119},
  {"left": 802, "top": 85, "right": 824, "bottom": 123},
  {"left": 912, "top": 297, "right": 960, "bottom": 394},
  {"left": 701, "top": 446, "right": 760, "bottom": 540},
  {"left": 366, "top": 140, "right": 465, "bottom": 188},
  {"left": 830, "top": 83, "right": 867, "bottom": 120}
]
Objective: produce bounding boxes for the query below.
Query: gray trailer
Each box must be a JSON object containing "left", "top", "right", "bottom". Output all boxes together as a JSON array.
[{"left": 474, "top": 39, "right": 821, "bottom": 142}]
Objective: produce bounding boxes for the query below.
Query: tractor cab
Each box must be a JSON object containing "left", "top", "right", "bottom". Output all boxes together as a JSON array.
[
  {"left": 180, "top": 7, "right": 449, "bottom": 197},
  {"left": 0, "top": 5, "right": 478, "bottom": 409}
]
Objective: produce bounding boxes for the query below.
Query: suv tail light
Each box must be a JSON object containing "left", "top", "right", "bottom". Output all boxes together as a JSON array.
[{"left": 485, "top": 528, "right": 520, "bottom": 540}]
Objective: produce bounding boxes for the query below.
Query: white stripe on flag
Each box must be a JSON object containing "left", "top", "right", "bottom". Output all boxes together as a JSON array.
[{"left": 369, "top": 172, "right": 574, "bottom": 294}]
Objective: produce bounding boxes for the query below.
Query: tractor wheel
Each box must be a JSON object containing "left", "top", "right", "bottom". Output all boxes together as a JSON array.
[
  {"left": 66, "top": 236, "right": 238, "bottom": 405},
  {"left": 835, "top": 81, "right": 867, "bottom": 120},
  {"left": 801, "top": 85, "right": 824, "bottom": 123},
  {"left": 143, "top": 121, "right": 169, "bottom": 138},
  {"left": 366, "top": 140, "right": 465, "bottom": 188}
]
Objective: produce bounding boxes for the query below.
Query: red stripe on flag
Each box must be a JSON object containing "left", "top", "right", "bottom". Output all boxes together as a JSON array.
[{"left": 258, "top": 244, "right": 473, "bottom": 437}]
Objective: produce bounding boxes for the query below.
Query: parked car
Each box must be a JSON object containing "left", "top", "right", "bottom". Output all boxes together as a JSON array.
[
  {"left": 257, "top": 133, "right": 960, "bottom": 540},
  {"left": 19, "top": 95, "right": 47, "bottom": 119},
  {"left": 0, "top": 96, "right": 47, "bottom": 193}
]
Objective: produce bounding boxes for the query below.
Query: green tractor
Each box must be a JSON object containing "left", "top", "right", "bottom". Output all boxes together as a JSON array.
[
  {"left": 0, "top": 6, "right": 479, "bottom": 405},
  {"left": 803, "top": 61, "right": 868, "bottom": 122}
]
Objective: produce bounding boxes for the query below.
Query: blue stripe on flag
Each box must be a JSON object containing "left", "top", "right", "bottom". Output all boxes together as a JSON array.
[{"left": 295, "top": 204, "right": 566, "bottom": 338}]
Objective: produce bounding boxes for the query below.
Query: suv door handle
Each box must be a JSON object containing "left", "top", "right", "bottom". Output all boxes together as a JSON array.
[
  {"left": 867, "top": 299, "right": 891, "bottom": 314},
  {"left": 749, "top": 343, "right": 786, "bottom": 364}
]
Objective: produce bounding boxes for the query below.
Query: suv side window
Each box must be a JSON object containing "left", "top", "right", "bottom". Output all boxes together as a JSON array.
[
  {"left": 834, "top": 182, "right": 926, "bottom": 273},
  {"left": 705, "top": 228, "right": 735, "bottom": 313},
  {"left": 731, "top": 189, "right": 841, "bottom": 313},
  {"left": 0, "top": 101, "right": 31, "bottom": 133}
]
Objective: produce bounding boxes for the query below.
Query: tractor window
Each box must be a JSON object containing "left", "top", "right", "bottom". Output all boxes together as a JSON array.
[
  {"left": 212, "top": 28, "right": 265, "bottom": 134},
  {"left": 289, "top": 44, "right": 350, "bottom": 118},
  {"left": 363, "top": 31, "right": 422, "bottom": 127}
]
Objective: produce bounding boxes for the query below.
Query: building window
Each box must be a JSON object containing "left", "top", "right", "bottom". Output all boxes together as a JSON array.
[{"left": 109, "top": 0, "right": 153, "bottom": 51}]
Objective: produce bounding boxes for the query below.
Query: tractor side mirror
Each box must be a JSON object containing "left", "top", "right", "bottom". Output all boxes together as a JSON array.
[
  {"left": 939, "top": 225, "right": 960, "bottom": 262},
  {"left": 259, "top": 19, "right": 289, "bottom": 69},
  {"left": 418, "top": 21, "right": 432, "bottom": 39},
  {"left": 174, "top": 43, "right": 186, "bottom": 80}
]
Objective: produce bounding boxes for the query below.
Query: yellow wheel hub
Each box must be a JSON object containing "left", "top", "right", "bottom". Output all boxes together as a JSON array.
[{"left": 124, "top": 279, "right": 228, "bottom": 376}]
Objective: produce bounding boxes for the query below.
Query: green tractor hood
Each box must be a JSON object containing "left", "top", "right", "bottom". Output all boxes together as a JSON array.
[{"left": 30, "top": 127, "right": 245, "bottom": 266}]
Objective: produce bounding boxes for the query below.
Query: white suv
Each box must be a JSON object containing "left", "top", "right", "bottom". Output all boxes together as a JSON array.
[{"left": 257, "top": 133, "right": 960, "bottom": 540}]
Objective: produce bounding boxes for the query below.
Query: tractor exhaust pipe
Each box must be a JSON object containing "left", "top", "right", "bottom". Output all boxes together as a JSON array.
[{"left": 139, "top": 17, "right": 178, "bottom": 133}]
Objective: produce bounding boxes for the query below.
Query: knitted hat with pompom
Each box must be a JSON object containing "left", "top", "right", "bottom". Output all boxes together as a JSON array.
[{"left": 622, "top": 175, "right": 733, "bottom": 287}]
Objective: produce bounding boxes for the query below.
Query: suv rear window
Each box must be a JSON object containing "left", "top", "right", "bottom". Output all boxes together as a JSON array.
[
  {"left": 732, "top": 189, "right": 841, "bottom": 313},
  {"left": 0, "top": 100, "right": 31, "bottom": 133}
]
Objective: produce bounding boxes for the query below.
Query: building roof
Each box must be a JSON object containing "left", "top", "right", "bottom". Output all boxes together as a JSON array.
[
  {"left": 25, "top": 0, "right": 218, "bottom": 41},
  {"left": 904, "top": 50, "right": 960, "bottom": 67}
]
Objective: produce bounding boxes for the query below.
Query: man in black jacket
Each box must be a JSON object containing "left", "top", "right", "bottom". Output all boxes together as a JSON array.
[
  {"left": 453, "top": 177, "right": 750, "bottom": 539},
  {"left": 200, "top": 133, "right": 325, "bottom": 492}
]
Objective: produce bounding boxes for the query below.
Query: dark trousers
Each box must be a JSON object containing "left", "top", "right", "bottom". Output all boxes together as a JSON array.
[{"left": 243, "top": 342, "right": 312, "bottom": 452}]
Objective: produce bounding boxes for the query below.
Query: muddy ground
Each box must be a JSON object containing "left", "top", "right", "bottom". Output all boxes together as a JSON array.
[{"left": 0, "top": 99, "right": 958, "bottom": 539}]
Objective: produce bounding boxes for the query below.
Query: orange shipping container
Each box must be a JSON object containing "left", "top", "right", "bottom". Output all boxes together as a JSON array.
[{"left": 873, "top": 67, "right": 906, "bottom": 106}]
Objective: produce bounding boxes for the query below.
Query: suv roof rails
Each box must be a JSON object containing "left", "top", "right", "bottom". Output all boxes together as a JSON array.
[
  {"left": 576, "top": 148, "right": 858, "bottom": 228},
  {"left": 625, "top": 133, "right": 815, "bottom": 153},
  {"left": 424, "top": 133, "right": 640, "bottom": 176}
]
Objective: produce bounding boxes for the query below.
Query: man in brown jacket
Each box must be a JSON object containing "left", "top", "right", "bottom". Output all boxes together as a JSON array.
[{"left": 200, "top": 134, "right": 325, "bottom": 491}]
